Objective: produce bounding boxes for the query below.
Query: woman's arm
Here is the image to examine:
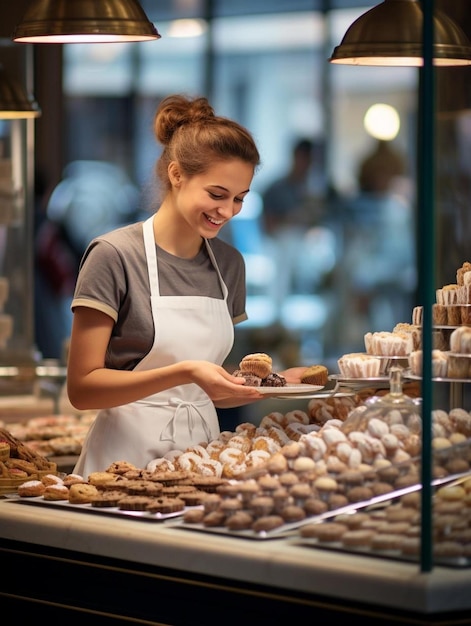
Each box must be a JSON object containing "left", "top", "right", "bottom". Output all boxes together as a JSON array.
[{"left": 67, "top": 307, "right": 263, "bottom": 410}]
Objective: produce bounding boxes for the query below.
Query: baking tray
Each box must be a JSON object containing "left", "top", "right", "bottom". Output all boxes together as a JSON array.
[
  {"left": 292, "top": 537, "right": 471, "bottom": 569},
  {"left": 174, "top": 471, "right": 470, "bottom": 540},
  {"left": 3, "top": 494, "right": 194, "bottom": 522}
]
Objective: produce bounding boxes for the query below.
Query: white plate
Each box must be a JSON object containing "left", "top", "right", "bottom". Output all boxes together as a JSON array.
[{"left": 257, "top": 383, "right": 324, "bottom": 397}]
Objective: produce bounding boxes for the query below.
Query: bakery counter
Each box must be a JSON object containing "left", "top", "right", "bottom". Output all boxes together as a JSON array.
[{"left": 1, "top": 498, "right": 470, "bottom": 625}]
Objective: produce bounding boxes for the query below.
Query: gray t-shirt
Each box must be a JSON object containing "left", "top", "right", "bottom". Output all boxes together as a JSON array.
[{"left": 71, "top": 221, "right": 247, "bottom": 371}]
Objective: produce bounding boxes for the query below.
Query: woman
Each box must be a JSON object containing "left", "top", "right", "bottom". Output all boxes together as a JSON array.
[{"left": 68, "top": 94, "right": 304, "bottom": 477}]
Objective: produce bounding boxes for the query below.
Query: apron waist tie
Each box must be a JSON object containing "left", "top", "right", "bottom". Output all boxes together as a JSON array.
[{"left": 159, "top": 397, "right": 212, "bottom": 444}]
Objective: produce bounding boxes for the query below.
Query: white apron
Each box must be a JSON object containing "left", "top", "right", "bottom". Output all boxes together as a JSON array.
[{"left": 74, "top": 216, "right": 234, "bottom": 477}]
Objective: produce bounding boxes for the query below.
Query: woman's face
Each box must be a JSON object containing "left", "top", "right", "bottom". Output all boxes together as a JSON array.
[{"left": 171, "top": 158, "right": 254, "bottom": 238}]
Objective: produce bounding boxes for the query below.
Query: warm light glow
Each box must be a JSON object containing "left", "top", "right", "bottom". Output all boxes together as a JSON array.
[
  {"left": 167, "top": 19, "right": 207, "bottom": 38},
  {"left": 364, "top": 104, "right": 400, "bottom": 140},
  {"left": 13, "top": 33, "right": 158, "bottom": 44},
  {"left": 330, "top": 56, "right": 471, "bottom": 67},
  {"left": 0, "top": 110, "right": 41, "bottom": 119}
]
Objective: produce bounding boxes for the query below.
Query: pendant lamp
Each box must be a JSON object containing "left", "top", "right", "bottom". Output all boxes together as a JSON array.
[
  {"left": 329, "top": 0, "right": 471, "bottom": 66},
  {"left": 12, "top": 0, "right": 160, "bottom": 44},
  {"left": 0, "top": 66, "right": 41, "bottom": 119}
]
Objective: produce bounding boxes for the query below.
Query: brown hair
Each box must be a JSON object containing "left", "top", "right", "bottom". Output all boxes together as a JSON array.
[{"left": 154, "top": 94, "right": 260, "bottom": 193}]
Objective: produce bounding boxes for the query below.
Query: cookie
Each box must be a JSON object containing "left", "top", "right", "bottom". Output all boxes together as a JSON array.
[
  {"left": 90, "top": 490, "right": 125, "bottom": 508},
  {"left": 119, "top": 496, "right": 155, "bottom": 511},
  {"left": 145, "top": 496, "right": 185, "bottom": 514},
  {"left": 126, "top": 480, "right": 163, "bottom": 496},
  {"left": 68, "top": 483, "right": 99, "bottom": 504}
]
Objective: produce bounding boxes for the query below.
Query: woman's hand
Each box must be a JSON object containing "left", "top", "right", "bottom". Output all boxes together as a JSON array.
[
  {"left": 279, "top": 366, "right": 309, "bottom": 384},
  {"left": 187, "top": 361, "right": 263, "bottom": 404}
]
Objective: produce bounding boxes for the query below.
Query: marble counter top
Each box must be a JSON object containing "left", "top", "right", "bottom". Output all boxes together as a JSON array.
[{"left": 1, "top": 497, "right": 470, "bottom": 616}]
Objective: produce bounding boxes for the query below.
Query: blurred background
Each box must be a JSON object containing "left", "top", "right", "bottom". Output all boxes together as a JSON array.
[{"left": 1, "top": 0, "right": 470, "bottom": 377}]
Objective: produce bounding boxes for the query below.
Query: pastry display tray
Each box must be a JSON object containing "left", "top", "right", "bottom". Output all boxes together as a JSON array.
[
  {"left": 174, "top": 472, "right": 469, "bottom": 540},
  {"left": 257, "top": 383, "right": 324, "bottom": 398},
  {"left": 293, "top": 537, "right": 471, "bottom": 569},
  {"left": 404, "top": 370, "right": 471, "bottom": 384},
  {"left": 3, "top": 494, "right": 193, "bottom": 522},
  {"left": 259, "top": 380, "right": 356, "bottom": 400},
  {"left": 329, "top": 374, "right": 390, "bottom": 385}
]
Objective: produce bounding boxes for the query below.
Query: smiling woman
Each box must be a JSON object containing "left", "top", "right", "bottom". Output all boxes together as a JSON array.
[{"left": 64, "top": 94, "right": 309, "bottom": 478}]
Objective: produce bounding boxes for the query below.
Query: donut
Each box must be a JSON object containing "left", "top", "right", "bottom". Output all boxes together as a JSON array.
[
  {"left": 221, "top": 462, "right": 247, "bottom": 479},
  {"left": 246, "top": 449, "right": 271, "bottom": 468},
  {"left": 227, "top": 435, "right": 252, "bottom": 453},
  {"left": 259, "top": 412, "right": 285, "bottom": 428},
  {"left": 252, "top": 436, "right": 281, "bottom": 455},
  {"left": 197, "top": 459, "right": 223, "bottom": 477},
  {"left": 185, "top": 444, "right": 209, "bottom": 459},
  {"left": 284, "top": 410, "right": 310, "bottom": 425},
  {"left": 267, "top": 426, "right": 291, "bottom": 446},
  {"left": 146, "top": 458, "right": 175, "bottom": 473},
  {"left": 235, "top": 422, "right": 257, "bottom": 438},
  {"left": 177, "top": 451, "right": 204, "bottom": 472},
  {"left": 219, "top": 447, "right": 246, "bottom": 465}
]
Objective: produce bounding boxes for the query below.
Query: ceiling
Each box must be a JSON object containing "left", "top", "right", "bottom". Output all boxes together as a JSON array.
[{"left": 140, "top": 0, "right": 375, "bottom": 20}]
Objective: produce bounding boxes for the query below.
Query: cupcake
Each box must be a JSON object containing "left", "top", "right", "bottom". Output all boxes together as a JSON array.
[
  {"left": 301, "top": 364, "right": 328, "bottom": 386},
  {"left": 239, "top": 353, "right": 272, "bottom": 379}
]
